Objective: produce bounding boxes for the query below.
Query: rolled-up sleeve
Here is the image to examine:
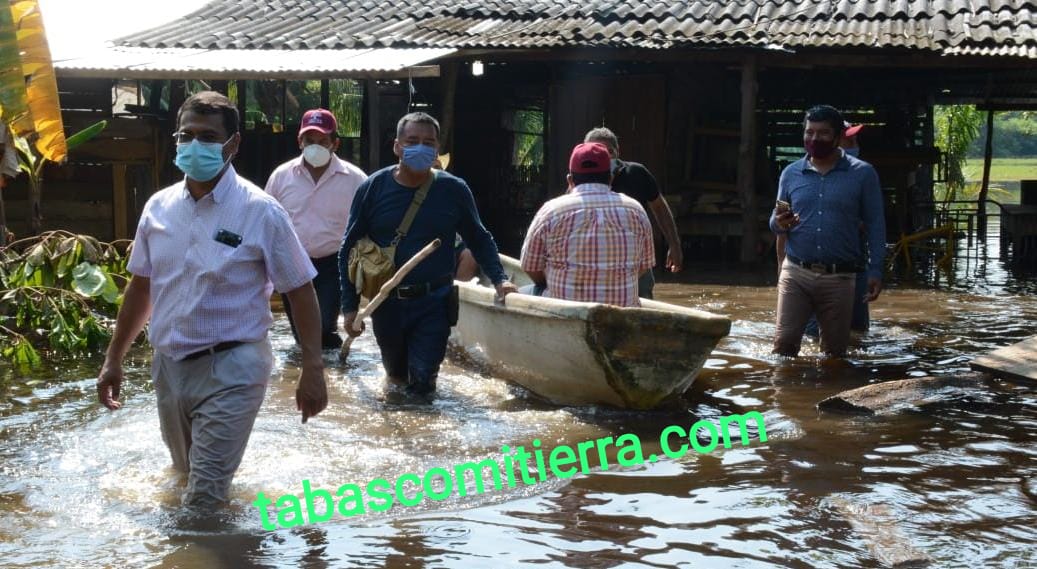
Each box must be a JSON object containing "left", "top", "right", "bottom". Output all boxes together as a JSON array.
[
  {"left": 263, "top": 204, "right": 316, "bottom": 293},
  {"left": 126, "top": 204, "right": 153, "bottom": 278}
]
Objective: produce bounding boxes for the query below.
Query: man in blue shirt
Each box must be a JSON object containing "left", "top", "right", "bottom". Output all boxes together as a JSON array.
[
  {"left": 338, "top": 112, "right": 517, "bottom": 395},
  {"left": 770, "top": 105, "right": 886, "bottom": 357}
]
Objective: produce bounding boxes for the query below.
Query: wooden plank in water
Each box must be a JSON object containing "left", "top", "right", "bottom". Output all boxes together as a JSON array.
[
  {"left": 971, "top": 336, "right": 1037, "bottom": 384},
  {"left": 817, "top": 375, "right": 986, "bottom": 416}
]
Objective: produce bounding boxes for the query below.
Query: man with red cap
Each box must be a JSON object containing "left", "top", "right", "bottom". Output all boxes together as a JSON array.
[
  {"left": 520, "top": 142, "right": 655, "bottom": 307},
  {"left": 265, "top": 109, "right": 368, "bottom": 350}
]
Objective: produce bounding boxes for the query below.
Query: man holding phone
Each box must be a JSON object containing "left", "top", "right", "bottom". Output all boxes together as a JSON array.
[{"left": 769, "top": 105, "right": 885, "bottom": 358}]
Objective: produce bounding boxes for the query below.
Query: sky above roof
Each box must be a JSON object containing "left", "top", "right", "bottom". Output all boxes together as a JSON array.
[{"left": 37, "top": 0, "right": 210, "bottom": 60}]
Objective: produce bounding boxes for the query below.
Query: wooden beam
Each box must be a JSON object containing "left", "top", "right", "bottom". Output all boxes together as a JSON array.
[
  {"left": 320, "top": 79, "right": 330, "bottom": 109},
  {"left": 56, "top": 66, "right": 443, "bottom": 81},
  {"left": 737, "top": 56, "right": 759, "bottom": 263},
  {"left": 439, "top": 61, "right": 459, "bottom": 161},
  {"left": 978, "top": 109, "right": 995, "bottom": 239},
  {"left": 112, "top": 163, "right": 128, "bottom": 239},
  {"left": 364, "top": 79, "right": 380, "bottom": 172}
]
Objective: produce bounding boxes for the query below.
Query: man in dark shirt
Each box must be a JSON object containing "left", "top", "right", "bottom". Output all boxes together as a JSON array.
[
  {"left": 584, "top": 127, "right": 682, "bottom": 299},
  {"left": 338, "top": 112, "right": 517, "bottom": 395}
]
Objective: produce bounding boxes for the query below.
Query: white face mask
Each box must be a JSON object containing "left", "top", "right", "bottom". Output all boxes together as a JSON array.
[{"left": 302, "top": 143, "right": 332, "bottom": 168}]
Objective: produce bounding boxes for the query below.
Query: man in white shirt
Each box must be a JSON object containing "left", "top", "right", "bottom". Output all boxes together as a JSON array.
[
  {"left": 265, "top": 109, "right": 367, "bottom": 350},
  {"left": 96, "top": 91, "right": 328, "bottom": 507}
]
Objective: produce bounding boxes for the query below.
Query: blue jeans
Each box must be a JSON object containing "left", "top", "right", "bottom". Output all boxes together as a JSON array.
[
  {"left": 804, "top": 271, "right": 870, "bottom": 338},
  {"left": 281, "top": 254, "right": 342, "bottom": 350},
  {"left": 371, "top": 284, "right": 452, "bottom": 393}
]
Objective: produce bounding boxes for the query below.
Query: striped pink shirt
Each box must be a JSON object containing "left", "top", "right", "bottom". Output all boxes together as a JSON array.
[
  {"left": 521, "top": 183, "right": 654, "bottom": 307},
  {"left": 264, "top": 155, "right": 367, "bottom": 258},
  {"left": 127, "top": 166, "right": 316, "bottom": 360}
]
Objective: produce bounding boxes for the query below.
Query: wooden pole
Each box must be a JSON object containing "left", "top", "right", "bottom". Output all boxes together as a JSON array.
[
  {"left": 112, "top": 163, "right": 128, "bottom": 240},
  {"left": 339, "top": 238, "right": 442, "bottom": 360},
  {"left": 977, "top": 109, "right": 994, "bottom": 241},
  {"left": 364, "top": 79, "right": 380, "bottom": 172},
  {"left": 439, "top": 62, "right": 459, "bottom": 161},
  {"left": 320, "top": 79, "right": 330, "bottom": 110},
  {"left": 737, "top": 56, "right": 760, "bottom": 263}
]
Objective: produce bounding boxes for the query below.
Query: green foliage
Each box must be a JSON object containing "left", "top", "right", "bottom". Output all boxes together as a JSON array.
[
  {"left": 967, "top": 111, "right": 1037, "bottom": 158},
  {"left": 0, "top": 231, "right": 132, "bottom": 371},
  {"left": 934, "top": 105, "right": 983, "bottom": 204}
]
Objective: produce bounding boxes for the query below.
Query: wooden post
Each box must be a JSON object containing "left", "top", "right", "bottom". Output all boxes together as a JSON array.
[
  {"left": 737, "top": 56, "right": 760, "bottom": 263},
  {"left": 364, "top": 79, "right": 380, "bottom": 171},
  {"left": 320, "top": 79, "right": 330, "bottom": 110},
  {"left": 112, "top": 163, "right": 128, "bottom": 239},
  {"left": 977, "top": 109, "right": 994, "bottom": 241},
  {"left": 439, "top": 62, "right": 459, "bottom": 161}
]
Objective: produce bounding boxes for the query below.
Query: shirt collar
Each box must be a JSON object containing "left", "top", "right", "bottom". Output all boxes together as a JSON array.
[
  {"left": 180, "top": 164, "right": 237, "bottom": 203},
  {"left": 799, "top": 151, "right": 850, "bottom": 173},
  {"left": 292, "top": 154, "right": 345, "bottom": 177},
  {"left": 572, "top": 182, "right": 612, "bottom": 194}
]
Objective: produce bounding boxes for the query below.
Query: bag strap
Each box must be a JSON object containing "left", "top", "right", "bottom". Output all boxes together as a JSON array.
[{"left": 389, "top": 170, "right": 436, "bottom": 249}]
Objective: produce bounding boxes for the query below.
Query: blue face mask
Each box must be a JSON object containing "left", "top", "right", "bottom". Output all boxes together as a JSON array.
[
  {"left": 401, "top": 143, "right": 437, "bottom": 172},
  {"left": 844, "top": 147, "right": 860, "bottom": 158},
  {"left": 175, "top": 139, "right": 232, "bottom": 182}
]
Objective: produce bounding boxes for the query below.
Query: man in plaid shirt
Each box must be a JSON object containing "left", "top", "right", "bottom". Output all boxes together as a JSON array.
[{"left": 520, "top": 142, "right": 654, "bottom": 307}]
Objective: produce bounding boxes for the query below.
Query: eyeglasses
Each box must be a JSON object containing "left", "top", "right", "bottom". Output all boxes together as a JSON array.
[{"left": 172, "top": 131, "right": 227, "bottom": 144}]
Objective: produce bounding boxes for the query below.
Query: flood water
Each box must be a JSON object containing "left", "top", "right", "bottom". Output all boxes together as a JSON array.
[{"left": 1, "top": 230, "right": 1036, "bottom": 568}]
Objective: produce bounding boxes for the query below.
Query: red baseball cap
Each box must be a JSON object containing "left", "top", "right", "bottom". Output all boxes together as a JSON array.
[
  {"left": 569, "top": 142, "right": 611, "bottom": 174},
  {"left": 844, "top": 122, "right": 864, "bottom": 137},
  {"left": 299, "top": 109, "right": 337, "bottom": 136}
]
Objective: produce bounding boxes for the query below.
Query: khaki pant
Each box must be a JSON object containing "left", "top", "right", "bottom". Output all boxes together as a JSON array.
[
  {"left": 774, "top": 260, "right": 856, "bottom": 357},
  {"left": 152, "top": 339, "right": 273, "bottom": 506}
]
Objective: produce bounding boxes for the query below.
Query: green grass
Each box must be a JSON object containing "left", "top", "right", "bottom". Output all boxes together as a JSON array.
[{"left": 963, "top": 157, "right": 1037, "bottom": 182}]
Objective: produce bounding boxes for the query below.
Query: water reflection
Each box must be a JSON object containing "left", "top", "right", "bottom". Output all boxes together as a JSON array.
[{"left": 0, "top": 232, "right": 1035, "bottom": 568}]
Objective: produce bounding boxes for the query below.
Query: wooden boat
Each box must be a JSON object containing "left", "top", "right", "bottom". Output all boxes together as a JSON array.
[{"left": 450, "top": 254, "right": 731, "bottom": 409}]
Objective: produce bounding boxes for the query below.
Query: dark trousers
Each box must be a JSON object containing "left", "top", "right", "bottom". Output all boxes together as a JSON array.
[
  {"left": 371, "top": 284, "right": 451, "bottom": 391},
  {"left": 637, "top": 269, "right": 655, "bottom": 299},
  {"left": 281, "top": 253, "right": 342, "bottom": 350}
]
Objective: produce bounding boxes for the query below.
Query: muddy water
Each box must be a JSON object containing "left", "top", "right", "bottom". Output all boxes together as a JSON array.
[{"left": 1, "top": 236, "right": 1036, "bottom": 568}]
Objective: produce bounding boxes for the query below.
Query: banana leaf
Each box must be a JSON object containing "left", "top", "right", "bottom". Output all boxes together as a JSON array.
[
  {"left": 10, "top": 0, "right": 66, "bottom": 162},
  {"left": 66, "top": 120, "right": 106, "bottom": 150},
  {"left": 0, "top": 2, "right": 29, "bottom": 130}
]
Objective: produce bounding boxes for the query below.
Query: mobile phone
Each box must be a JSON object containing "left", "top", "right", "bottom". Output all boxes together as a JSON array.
[
  {"left": 775, "top": 199, "right": 791, "bottom": 213},
  {"left": 214, "top": 229, "right": 243, "bottom": 248}
]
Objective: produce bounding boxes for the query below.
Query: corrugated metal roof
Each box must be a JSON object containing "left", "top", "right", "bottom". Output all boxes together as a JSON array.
[
  {"left": 53, "top": 46, "right": 453, "bottom": 79},
  {"left": 115, "top": 0, "right": 1037, "bottom": 58}
]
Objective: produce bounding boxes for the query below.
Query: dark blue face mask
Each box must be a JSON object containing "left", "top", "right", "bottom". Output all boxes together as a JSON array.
[{"left": 401, "top": 144, "right": 437, "bottom": 171}]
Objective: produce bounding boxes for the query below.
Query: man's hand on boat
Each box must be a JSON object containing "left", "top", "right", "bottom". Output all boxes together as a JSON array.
[
  {"left": 96, "top": 363, "right": 124, "bottom": 410},
  {"left": 495, "top": 280, "right": 519, "bottom": 300},
  {"left": 343, "top": 311, "right": 365, "bottom": 337}
]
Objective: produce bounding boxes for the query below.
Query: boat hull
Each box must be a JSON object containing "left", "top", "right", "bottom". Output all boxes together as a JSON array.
[{"left": 450, "top": 255, "right": 731, "bottom": 409}]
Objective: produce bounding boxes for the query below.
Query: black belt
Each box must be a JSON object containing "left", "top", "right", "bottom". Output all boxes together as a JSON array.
[
  {"left": 786, "top": 255, "right": 861, "bottom": 274},
  {"left": 182, "top": 341, "right": 245, "bottom": 361},
  {"left": 392, "top": 274, "right": 453, "bottom": 299}
]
